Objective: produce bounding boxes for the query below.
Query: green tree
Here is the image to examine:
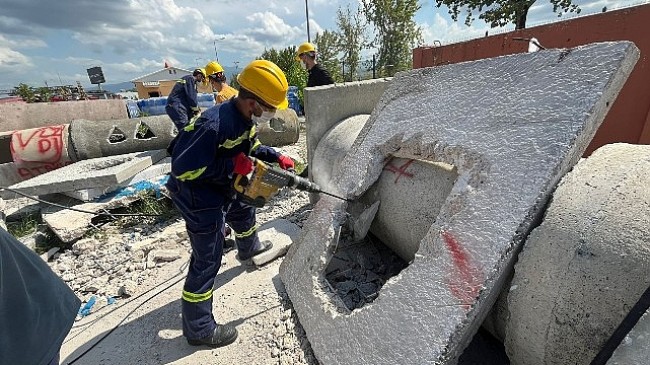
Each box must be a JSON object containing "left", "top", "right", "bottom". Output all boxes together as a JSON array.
[
  {"left": 336, "top": 5, "right": 366, "bottom": 82},
  {"left": 36, "top": 87, "right": 52, "bottom": 102},
  {"left": 259, "top": 46, "right": 308, "bottom": 105},
  {"left": 259, "top": 46, "right": 307, "bottom": 90},
  {"left": 361, "top": 0, "right": 422, "bottom": 77},
  {"left": 314, "top": 30, "right": 342, "bottom": 82},
  {"left": 435, "top": 0, "right": 580, "bottom": 29},
  {"left": 13, "top": 83, "right": 35, "bottom": 103}
]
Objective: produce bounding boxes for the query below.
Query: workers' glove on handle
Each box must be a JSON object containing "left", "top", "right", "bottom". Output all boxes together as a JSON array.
[
  {"left": 233, "top": 152, "right": 254, "bottom": 176},
  {"left": 277, "top": 155, "right": 295, "bottom": 170}
]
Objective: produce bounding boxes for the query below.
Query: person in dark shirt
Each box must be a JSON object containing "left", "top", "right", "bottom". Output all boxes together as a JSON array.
[
  {"left": 296, "top": 42, "right": 334, "bottom": 87},
  {"left": 165, "top": 68, "right": 207, "bottom": 130},
  {"left": 165, "top": 60, "right": 295, "bottom": 348},
  {"left": 0, "top": 227, "right": 80, "bottom": 365}
]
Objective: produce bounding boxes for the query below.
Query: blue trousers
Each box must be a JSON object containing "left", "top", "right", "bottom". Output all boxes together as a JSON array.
[
  {"left": 165, "top": 104, "right": 189, "bottom": 130},
  {"left": 167, "top": 178, "right": 260, "bottom": 339}
]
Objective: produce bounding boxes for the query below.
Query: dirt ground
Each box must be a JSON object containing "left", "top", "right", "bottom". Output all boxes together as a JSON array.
[
  {"left": 60, "top": 242, "right": 317, "bottom": 365},
  {"left": 53, "top": 130, "right": 319, "bottom": 365}
]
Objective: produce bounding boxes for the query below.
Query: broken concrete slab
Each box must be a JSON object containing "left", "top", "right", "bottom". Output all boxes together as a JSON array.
[
  {"left": 42, "top": 175, "right": 169, "bottom": 242},
  {"left": 7, "top": 150, "right": 166, "bottom": 197},
  {"left": 280, "top": 42, "right": 639, "bottom": 365},
  {"left": 252, "top": 219, "right": 301, "bottom": 266},
  {"left": 63, "top": 157, "right": 171, "bottom": 201}
]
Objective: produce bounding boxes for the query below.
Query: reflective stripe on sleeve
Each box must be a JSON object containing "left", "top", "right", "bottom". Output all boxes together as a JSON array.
[{"left": 176, "top": 167, "right": 207, "bottom": 181}]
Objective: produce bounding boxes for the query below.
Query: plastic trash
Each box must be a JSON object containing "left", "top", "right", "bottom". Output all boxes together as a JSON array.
[
  {"left": 78, "top": 295, "right": 96, "bottom": 317},
  {"left": 107, "top": 297, "right": 116, "bottom": 305}
]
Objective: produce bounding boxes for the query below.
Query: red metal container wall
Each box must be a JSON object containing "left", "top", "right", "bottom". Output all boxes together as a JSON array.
[{"left": 413, "top": 5, "right": 650, "bottom": 155}]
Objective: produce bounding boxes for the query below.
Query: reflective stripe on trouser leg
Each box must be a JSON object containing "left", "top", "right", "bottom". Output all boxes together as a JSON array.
[
  {"left": 169, "top": 184, "right": 225, "bottom": 339},
  {"left": 226, "top": 198, "right": 260, "bottom": 255}
]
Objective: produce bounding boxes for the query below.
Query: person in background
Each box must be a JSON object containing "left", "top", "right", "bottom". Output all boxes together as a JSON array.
[
  {"left": 165, "top": 68, "right": 207, "bottom": 130},
  {"left": 205, "top": 61, "right": 238, "bottom": 104},
  {"left": 296, "top": 42, "right": 334, "bottom": 87},
  {"left": 166, "top": 59, "right": 295, "bottom": 348},
  {"left": 0, "top": 227, "right": 80, "bottom": 365}
]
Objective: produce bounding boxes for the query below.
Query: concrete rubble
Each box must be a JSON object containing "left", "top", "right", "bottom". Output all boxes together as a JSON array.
[
  {"left": 281, "top": 41, "right": 640, "bottom": 365},
  {"left": 1, "top": 40, "right": 649, "bottom": 365}
]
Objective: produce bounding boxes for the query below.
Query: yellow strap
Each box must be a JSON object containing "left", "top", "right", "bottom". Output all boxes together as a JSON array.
[
  {"left": 176, "top": 167, "right": 206, "bottom": 181},
  {"left": 182, "top": 289, "right": 213, "bottom": 303},
  {"left": 234, "top": 225, "right": 258, "bottom": 239},
  {"left": 177, "top": 79, "right": 187, "bottom": 84}
]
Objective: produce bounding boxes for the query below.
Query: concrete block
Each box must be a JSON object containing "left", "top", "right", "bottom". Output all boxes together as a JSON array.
[
  {"left": 252, "top": 219, "right": 301, "bottom": 266},
  {"left": 7, "top": 150, "right": 166, "bottom": 196},
  {"left": 505, "top": 143, "right": 650, "bottom": 365},
  {"left": 280, "top": 42, "right": 639, "bottom": 365},
  {"left": 0, "top": 99, "right": 128, "bottom": 133},
  {"left": 63, "top": 157, "right": 171, "bottom": 201}
]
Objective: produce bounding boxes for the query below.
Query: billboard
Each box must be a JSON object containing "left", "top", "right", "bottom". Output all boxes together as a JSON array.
[{"left": 87, "top": 66, "right": 106, "bottom": 84}]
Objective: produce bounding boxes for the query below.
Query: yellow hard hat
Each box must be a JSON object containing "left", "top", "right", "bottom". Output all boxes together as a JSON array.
[
  {"left": 193, "top": 68, "right": 207, "bottom": 78},
  {"left": 205, "top": 61, "right": 224, "bottom": 76},
  {"left": 237, "top": 60, "right": 288, "bottom": 110},
  {"left": 296, "top": 42, "right": 316, "bottom": 61}
]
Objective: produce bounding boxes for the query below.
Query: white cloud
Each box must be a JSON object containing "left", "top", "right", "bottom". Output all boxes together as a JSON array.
[
  {"left": 0, "top": 46, "right": 32, "bottom": 69},
  {"left": 421, "top": 13, "right": 508, "bottom": 46}
]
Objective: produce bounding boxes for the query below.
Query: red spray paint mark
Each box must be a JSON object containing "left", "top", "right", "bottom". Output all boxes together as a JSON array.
[
  {"left": 10, "top": 125, "right": 65, "bottom": 164},
  {"left": 384, "top": 159, "right": 415, "bottom": 183},
  {"left": 441, "top": 231, "right": 483, "bottom": 308}
]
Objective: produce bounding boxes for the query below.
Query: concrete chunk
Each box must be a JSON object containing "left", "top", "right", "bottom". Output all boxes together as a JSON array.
[
  {"left": 7, "top": 150, "right": 166, "bottom": 196},
  {"left": 252, "top": 219, "right": 301, "bottom": 266},
  {"left": 280, "top": 42, "right": 639, "bottom": 365},
  {"left": 63, "top": 157, "right": 171, "bottom": 201}
]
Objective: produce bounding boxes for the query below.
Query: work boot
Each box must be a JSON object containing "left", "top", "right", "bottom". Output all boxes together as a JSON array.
[
  {"left": 237, "top": 241, "right": 273, "bottom": 261},
  {"left": 187, "top": 324, "right": 238, "bottom": 348}
]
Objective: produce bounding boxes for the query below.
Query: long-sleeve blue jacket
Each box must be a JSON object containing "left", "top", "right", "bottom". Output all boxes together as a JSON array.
[
  {"left": 166, "top": 74, "right": 200, "bottom": 115},
  {"left": 167, "top": 99, "right": 281, "bottom": 192}
]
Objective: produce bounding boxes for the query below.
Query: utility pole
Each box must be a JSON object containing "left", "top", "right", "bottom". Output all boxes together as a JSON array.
[
  {"left": 305, "top": 0, "right": 311, "bottom": 42},
  {"left": 213, "top": 40, "right": 218, "bottom": 61}
]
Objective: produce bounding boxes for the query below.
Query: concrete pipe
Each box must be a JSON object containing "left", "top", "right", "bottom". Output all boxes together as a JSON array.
[
  {"left": 257, "top": 108, "right": 300, "bottom": 147},
  {"left": 501, "top": 143, "right": 650, "bottom": 365},
  {"left": 69, "top": 116, "right": 176, "bottom": 160},
  {"left": 312, "top": 114, "right": 458, "bottom": 262}
]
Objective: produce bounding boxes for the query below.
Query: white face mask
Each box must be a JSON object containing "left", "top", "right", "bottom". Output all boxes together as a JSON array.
[
  {"left": 300, "top": 60, "right": 307, "bottom": 70},
  {"left": 252, "top": 110, "right": 276, "bottom": 125}
]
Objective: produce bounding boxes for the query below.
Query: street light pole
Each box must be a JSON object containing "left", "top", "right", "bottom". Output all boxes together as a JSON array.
[
  {"left": 305, "top": 0, "right": 310, "bottom": 42},
  {"left": 213, "top": 36, "right": 226, "bottom": 62}
]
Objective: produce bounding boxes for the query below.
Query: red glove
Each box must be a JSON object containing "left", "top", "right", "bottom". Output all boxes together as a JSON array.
[
  {"left": 277, "top": 155, "right": 295, "bottom": 170},
  {"left": 232, "top": 152, "right": 254, "bottom": 176}
]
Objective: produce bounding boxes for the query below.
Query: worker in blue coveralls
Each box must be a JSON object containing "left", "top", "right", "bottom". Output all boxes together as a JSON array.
[
  {"left": 166, "top": 59, "right": 295, "bottom": 348},
  {"left": 0, "top": 227, "right": 80, "bottom": 365},
  {"left": 165, "top": 68, "right": 207, "bottom": 130}
]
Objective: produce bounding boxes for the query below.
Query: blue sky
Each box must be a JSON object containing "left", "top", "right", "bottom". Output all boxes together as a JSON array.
[{"left": 0, "top": 0, "right": 641, "bottom": 91}]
